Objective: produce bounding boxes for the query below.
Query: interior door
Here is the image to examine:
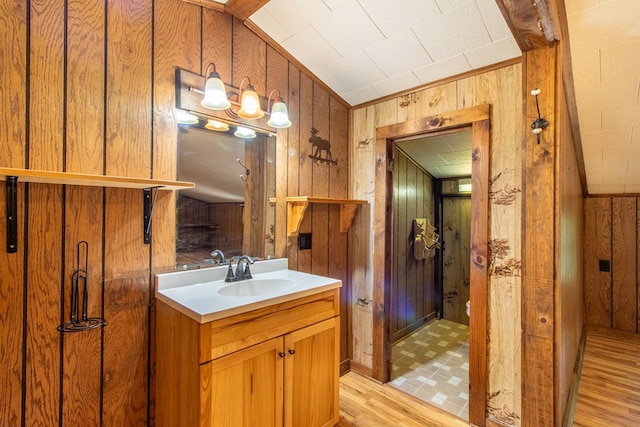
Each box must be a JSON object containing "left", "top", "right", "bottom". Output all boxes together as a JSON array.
[{"left": 442, "top": 196, "right": 471, "bottom": 325}]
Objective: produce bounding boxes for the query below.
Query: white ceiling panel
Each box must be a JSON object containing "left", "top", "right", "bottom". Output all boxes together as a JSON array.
[
  {"left": 279, "top": 27, "right": 342, "bottom": 67},
  {"left": 413, "top": 3, "right": 492, "bottom": 62},
  {"left": 357, "top": 0, "right": 441, "bottom": 38},
  {"left": 371, "top": 73, "right": 422, "bottom": 98},
  {"left": 413, "top": 55, "right": 471, "bottom": 85},
  {"left": 464, "top": 37, "right": 521, "bottom": 69},
  {"left": 313, "top": 1, "right": 385, "bottom": 57},
  {"left": 365, "top": 30, "right": 433, "bottom": 78}
]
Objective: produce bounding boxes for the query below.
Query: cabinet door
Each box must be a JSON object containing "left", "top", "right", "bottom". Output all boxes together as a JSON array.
[
  {"left": 283, "top": 317, "right": 340, "bottom": 427},
  {"left": 200, "top": 337, "right": 284, "bottom": 427}
]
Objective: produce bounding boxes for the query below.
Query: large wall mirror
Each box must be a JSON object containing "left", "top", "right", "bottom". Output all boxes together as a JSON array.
[{"left": 176, "top": 123, "right": 276, "bottom": 269}]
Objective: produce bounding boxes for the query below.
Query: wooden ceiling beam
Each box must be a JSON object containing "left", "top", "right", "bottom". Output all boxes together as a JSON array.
[
  {"left": 223, "top": 0, "right": 269, "bottom": 21},
  {"left": 180, "top": 0, "right": 269, "bottom": 21},
  {"left": 495, "top": 0, "right": 561, "bottom": 51}
]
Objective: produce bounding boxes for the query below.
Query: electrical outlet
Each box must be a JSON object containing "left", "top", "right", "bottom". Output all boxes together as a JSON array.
[
  {"left": 598, "top": 259, "right": 610, "bottom": 272},
  {"left": 298, "top": 233, "right": 312, "bottom": 250}
]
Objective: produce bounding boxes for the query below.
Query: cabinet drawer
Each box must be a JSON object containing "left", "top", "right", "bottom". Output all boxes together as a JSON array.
[{"left": 199, "top": 288, "right": 339, "bottom": 363}]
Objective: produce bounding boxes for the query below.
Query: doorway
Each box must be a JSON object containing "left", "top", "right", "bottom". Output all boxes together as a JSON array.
[
  {"left": 371, "top": 105, "right": 490, "bottom": 427},
  {"left": 388, "top": 129, "right": 473, "bottom": 419}
]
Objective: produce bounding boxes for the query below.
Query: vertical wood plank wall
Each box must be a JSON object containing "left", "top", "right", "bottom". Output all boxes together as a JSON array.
[
  {"left": 0, "top": 2, "right": 349, "bottom": 425},
  {"left": 584, "top": 197, "right": 639, "bottom": 332},
  {"left": 352, "top": 64, "right": 524, "bottom": 422},
  {"left": 442, "top": 196, "right": 471, "bottom": 325},
  {"left": 391, "top": 149, "right": 437, "bottom": 342}
]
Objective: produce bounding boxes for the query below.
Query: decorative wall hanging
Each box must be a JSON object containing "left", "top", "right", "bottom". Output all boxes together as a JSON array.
[
  {"left": 308, "top": 127, "right": 337, "bottom": 165},
  {"left": 413, "top": 218, "right": 440, "bottom": 260}
]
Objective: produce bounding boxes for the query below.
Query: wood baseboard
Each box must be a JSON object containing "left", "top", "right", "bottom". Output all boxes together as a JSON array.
[{"left": 347, "top": 360, "right": 373, "bottom": 378}]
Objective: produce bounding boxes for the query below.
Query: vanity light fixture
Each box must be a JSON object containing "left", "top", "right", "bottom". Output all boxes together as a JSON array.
[
  {"left": 205, "top": 119, "right": 229, "bottom": 131},
  {"left": 266, "top": 89, "right": 292, "bottom": 129},
  {"left": 234, "top": 126, "right": 256, "bottom": 139},
  {"left": 175, "top": 109, "right": 199, "bottom": 125},
  {"left": 201, "top": 63, "right": 231, "bottom": 110},
  {"left": 530, "top": 88, "right": 549, "bottom": 144},
  {"left": 237, "top": 77, "right": 264, "bottom": 119}
]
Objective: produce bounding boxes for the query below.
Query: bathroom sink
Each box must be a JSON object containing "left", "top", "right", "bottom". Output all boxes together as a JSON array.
[{"left": 218, "top": 278, "right": 297, "bottom": 297}]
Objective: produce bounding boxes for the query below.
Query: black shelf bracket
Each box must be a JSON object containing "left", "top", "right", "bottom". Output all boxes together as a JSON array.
[
  {"left": 6, "top": 176, "right": 17, "bottom": 253},
  {"left": 143, "top": 187, "right": 159, "bottom": 245},
  {"left": 144, "top": 188, "right": 152, "bottom": 244}
]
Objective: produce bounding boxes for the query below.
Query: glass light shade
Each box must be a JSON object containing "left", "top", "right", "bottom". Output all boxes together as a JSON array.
[
  {"left": 234, "top": 126, "right": 256, "bottom": 139},
  {"left": 201, "top": 72, "right": 231, "bottom": 110},
  {"left": 205, "top": 119, "right": 229, "bottom": 131},
  {"left": 237, "top": 85, "right": 264, "bottom": 119},
  {"left": 175, "top": 109, "right": 198, "bottom": 125},
  {"left": 267, "top": 100, "right": 292, "bottom": 128}
]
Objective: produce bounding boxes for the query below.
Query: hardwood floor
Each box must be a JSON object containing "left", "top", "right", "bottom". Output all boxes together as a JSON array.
[
  {"left": 339, "top": 371, "right": 467, "bottom": 426},
  {"left": 573, "top": 326, "right": 640, "bottom": 427}
]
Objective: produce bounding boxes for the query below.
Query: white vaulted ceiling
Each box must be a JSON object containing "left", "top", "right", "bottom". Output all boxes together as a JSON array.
[
  {"left": 204, "top": 0, "right": 640, "bottom": 195},
  {"left": 249, "top": 0, "right": 521, "bottom": 105}
]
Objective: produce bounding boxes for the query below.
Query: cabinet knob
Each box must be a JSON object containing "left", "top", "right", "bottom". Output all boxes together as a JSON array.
[
  {"left": 278, "top": 352, "right": 286, "bottom": 358},
  {"left": 288, "top": 349, "right": 296, "bottom": 355}
]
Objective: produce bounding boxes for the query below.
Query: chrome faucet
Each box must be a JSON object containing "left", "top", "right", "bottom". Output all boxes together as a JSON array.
[
  {"left": 225, "top": 255, "right": 254, "bottom": 282},
  {"left": 210, "top": 249, "right": 226, "bottom": 265}
]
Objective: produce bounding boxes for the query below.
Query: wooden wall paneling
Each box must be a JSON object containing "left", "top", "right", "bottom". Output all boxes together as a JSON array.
[
  {"left": 153, "top": 0, "right": 201, "bottom": 274},
  {"left": 63, "top": 3, "right": 106, "bottom": 421},
  {"left": 555, "top": 87, "right": 585, "bottom": 426},
  {"left": 61, "top": 0, "right": 105, "bottom": 425},
  {"left": 105, "top": 0, "right": 152, "bottom": 179},
  {"left": 295, "top": 73, "right": 314, "bottom": 272},
  {"left": 103, "top": 0, "right": 153, "bottom": 421},
  {"left": 394, "top": 151, "right": 408, "bottom": 336},
  {"left": 244, "top": 136, "right": 263, "bottom": 257},
  {"left": 231, "top": 17, "right": 266, "bottom": 93},
  {"left": 611, "top": 197, "right": 637, "bottom": 333},
  {"left": 66, "top": 0, "right": 105, "bottom": 175},
  {"left": 210, "top": 203, "right": 244, "bottom": 256},
  {"left": 442, "top": 197, "right": 471, "bottom": 324},
  {"left": 0, "top": 0, "right": 26, "bottom": 167},
  {"left": 405, "top": 159, "right": 418, "bottom": 329},
  {"left": 397, "top": 82, "right": 458, "bottom": 123},
  {"left": 62, "top": 187, "right": 104, "bottom": 425},
  {"left": 311, "top": 84, "right": 329, "bottom": 277},
  {"left": 328, "top": 99, "right": 350, "bottom": 368},
  {"left": 349, "top": 106, "right": 375, "bottom": 371},
  {"left": 0, "top": 183, "right": 25, "bottom": 425},
  {"left": 103, "top": 189, "right": 150, "bottom": 425},
  {"left": 285, "top": 64, "right": 301, "bottom": 268},
  {"left": 25, "top": 185, "right": 63, "bottom": 426},
  {"left": 202, "top": 9, "right": 232, "bottom": 80},
  {"left": 0, "top": 2, "right": 26, "bottom": 424},
  {"left": 637, "top": 198, "right": 640, "bottom": 333},
  {"left": 416, "top": 172, "right": 428, "bottom": 323},
  {"left": 29, "top": 0, "right": 64, "bottom": 171},
  {"left": 522, "top": 46, "right": 556, "bottom": 427},
  {"left": 583, "top": 198, "right": 612, "bottom": 327},
  {"left": 270, "top": 47, "right": 290, "bottom": 259}
]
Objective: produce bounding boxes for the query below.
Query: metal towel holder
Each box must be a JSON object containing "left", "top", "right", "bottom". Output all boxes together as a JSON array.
[{"left": 57, "top": 241, "right": 106, "bottom": 333}]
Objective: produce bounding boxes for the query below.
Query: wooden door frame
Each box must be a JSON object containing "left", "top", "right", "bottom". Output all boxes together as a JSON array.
[{"left": 372, "top": 104, "right": 490, "bottom": 427}]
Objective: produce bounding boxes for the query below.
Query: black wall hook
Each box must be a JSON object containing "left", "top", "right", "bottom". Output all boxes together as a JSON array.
[{"left": 530, "top": 88, "right": 549, "bottom": 144}]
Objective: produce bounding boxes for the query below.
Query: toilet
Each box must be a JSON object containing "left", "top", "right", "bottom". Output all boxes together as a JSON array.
[{"left": 466, "top": 300, "right": 470, "bottom": 317}]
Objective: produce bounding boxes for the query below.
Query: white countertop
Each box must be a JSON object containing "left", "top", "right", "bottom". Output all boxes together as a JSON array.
[{"left": 155, "top": 258, "right": 341, "bottom": 323}]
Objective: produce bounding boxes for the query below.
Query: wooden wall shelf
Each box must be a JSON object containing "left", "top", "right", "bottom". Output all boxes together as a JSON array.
[
  {"left": 0, "top": 167, "right": 194, "bottom": 190},
  {"left": 1, "top": 167, "right": 194, "bottom": 251},
  {"left": 284, "top": 196, "right": 367, "bottom": 237}
]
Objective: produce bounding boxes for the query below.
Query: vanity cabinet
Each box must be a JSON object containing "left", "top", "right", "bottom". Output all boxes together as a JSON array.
[{"left": 156, "top": 288, "right": 340, "bottom": 427}]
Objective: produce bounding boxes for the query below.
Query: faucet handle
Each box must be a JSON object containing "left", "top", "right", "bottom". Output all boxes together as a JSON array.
[
  {"left": 224, "top": 264, "right": 237, "bottom": 282},
  {"left": 243, "top": 263, "right": 252, "bottom": 280}
]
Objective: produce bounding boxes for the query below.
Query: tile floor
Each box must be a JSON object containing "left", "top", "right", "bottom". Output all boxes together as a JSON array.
[{"left": 390, "top": 318, "right": 470, "bottom": 420}]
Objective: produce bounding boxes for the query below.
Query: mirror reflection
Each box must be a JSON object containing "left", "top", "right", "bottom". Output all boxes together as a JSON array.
[{"left": 176, "top": 124, "right": 276, "bottom": 269}]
